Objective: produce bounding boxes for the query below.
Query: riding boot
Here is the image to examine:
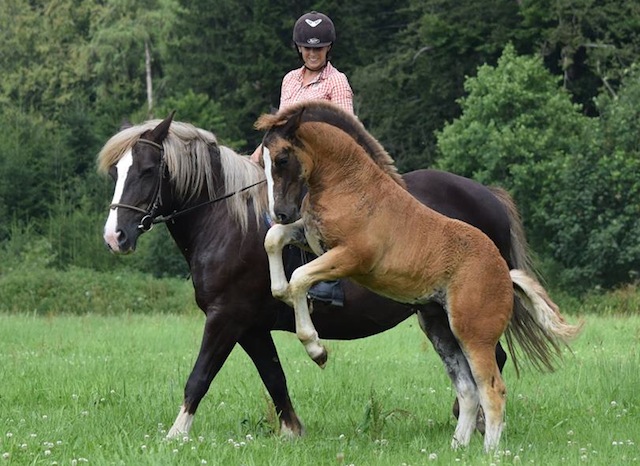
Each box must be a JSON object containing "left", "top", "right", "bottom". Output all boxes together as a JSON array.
[{"left": 307, "top": 280, "right": 345, "bottom": 307}]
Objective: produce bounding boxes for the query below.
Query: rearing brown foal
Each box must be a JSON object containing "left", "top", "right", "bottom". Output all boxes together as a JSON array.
[{"left": 256, "top": 101, "right": 581, "bottom": 451}]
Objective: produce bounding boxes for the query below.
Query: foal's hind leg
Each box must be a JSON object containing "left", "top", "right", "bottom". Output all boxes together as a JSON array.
[
  {"left": 451, "top": 342, "right": 507, "bottom": 434},
  {"left": 417, "top": 305, "right": 480, "bottom": 447},
  {"left": 448, "top": 289, "right": 511, "bottom": 452}
]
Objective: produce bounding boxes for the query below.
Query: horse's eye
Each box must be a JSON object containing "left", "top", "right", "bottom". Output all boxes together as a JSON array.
[{"left": 140, "top": 166, "right": 156, "bottom": 178}]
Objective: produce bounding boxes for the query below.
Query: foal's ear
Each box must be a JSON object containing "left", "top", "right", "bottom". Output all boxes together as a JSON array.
[
  {"left": 281, "top": 107, "right": 305, "bottom": 140},
  {"left": 150, "top": 110, "right": 176, "bottom": 144}
]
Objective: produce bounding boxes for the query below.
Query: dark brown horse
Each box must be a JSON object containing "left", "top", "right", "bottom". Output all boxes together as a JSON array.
[
  {"left": 257, "top": 101, "right": 582, "bottom": 450},
  {"left": 99, "top": 112, "right": 552, "bottom": 442}
]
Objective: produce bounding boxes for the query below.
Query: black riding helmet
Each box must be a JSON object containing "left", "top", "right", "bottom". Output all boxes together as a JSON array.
[{"left": 292, "top": 11, "right": 336, "bottom": 48}]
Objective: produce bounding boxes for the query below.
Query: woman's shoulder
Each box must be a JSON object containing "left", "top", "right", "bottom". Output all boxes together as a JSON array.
[
  {"left": 324, "top": 63, "right": 351, "bottom": 85},
  {"left": 283, "top": 66, "right": 304, "bottom": 82}
]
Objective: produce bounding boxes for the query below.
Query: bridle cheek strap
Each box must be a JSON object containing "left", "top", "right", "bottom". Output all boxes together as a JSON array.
[{"left": 109, "top": 139, "right": 167, "bottom": 232}]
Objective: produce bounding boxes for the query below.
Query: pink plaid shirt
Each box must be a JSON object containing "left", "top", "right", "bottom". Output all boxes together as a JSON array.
[{"left": 279, "top": 62, "right": 354, "bottom": 113}]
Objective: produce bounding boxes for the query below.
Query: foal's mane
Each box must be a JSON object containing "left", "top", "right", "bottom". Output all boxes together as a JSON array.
[
  {"left": 97, "top": 120, "right": 267, "bottom": 233},
  {"left": 257, "top": 101, "right": 406, "bottom": 188}
]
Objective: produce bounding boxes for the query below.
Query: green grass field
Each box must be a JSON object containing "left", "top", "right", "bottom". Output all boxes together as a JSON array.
[{"left": 0, "top": 313, "right": 638, "bottom": 465}]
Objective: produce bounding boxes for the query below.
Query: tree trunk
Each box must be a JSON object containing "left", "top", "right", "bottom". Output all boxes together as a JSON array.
[{"left": 145, "top": 40, "right": 153, "bottom": 118}]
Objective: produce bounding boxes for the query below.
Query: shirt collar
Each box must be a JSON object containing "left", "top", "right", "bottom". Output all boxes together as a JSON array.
[{"left": 295, "top": 62, "right": 334, "bottom": 84}]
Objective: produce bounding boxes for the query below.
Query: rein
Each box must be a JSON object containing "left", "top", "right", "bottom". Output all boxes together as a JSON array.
[{"left": 109, "top": 138, "right": 267, "bottom": 231}]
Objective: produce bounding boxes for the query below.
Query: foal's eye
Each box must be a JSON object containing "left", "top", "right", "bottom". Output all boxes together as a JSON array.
[{"left": 274, "top": 154, "right": 288, "bottom": 168}]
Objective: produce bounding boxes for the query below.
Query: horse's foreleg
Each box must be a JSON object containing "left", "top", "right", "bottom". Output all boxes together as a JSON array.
[
  {"left": 238, "top": 328, "right": 305, "bottom": 437},
  {"left": 166, "top": 311, "right": 242, "bottom": 439},
  {"left": 264, "top": 221, "right": 306, "bottom": 305}
]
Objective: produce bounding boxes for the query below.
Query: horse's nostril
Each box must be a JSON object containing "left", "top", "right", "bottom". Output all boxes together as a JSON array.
[
  {"left": 276, "top": 213, "right": 288, "bottom": 224},
  {"left": 116, "top": 229, "right": 127, "bottom": 246}
]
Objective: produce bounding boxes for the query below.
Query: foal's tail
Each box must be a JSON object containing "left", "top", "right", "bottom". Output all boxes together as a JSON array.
[{"left": 490, "top": 187, "right": 582, "bottom": 374}]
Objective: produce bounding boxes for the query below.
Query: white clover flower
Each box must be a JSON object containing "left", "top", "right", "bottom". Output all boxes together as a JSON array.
[{"left": 428, "top": 452, "right": 438, "bottom": 460}]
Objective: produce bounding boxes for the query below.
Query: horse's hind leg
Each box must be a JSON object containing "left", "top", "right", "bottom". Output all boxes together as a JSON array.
[
  {"left": 417, "top": 305, "right": 480, "bottom": 448},
  {"left": 238, "top": 328, "right": 304, "bottom": 437}
]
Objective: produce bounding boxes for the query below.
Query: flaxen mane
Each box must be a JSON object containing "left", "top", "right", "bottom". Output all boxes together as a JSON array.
[
  {"left": 97, "top": 120, "right": 268, "bottom": 233},
  {"left": 256, "top": 101, "right": 406, "bottom": 189}
]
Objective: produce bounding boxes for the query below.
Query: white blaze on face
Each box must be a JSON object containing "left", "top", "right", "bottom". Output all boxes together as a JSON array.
[
  {"left": 103, "top": 149, "right": 134, "bottom": 251},
  {"left": 262, "top": 146, "right": 277, "bottom": 220}
]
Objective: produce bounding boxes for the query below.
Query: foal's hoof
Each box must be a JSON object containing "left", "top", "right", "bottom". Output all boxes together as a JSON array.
[
  {"left": 452, "top": 398, "right": 486, "bottom": 435},
  {"left": 313, "top": 349, "right": 328, "bottom": 368},
  {"left": 303, "top": 339, "right": 328, "bottom": 368}
]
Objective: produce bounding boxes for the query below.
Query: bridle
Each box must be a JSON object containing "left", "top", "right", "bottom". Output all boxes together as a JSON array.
[{"left": 109, "top": 138, "right": 266, "bottom": 231}]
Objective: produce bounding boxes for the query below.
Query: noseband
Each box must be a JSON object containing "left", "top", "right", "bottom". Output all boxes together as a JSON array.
[{"left": 109, "top": 138, "right": 266, "bottom": 231}]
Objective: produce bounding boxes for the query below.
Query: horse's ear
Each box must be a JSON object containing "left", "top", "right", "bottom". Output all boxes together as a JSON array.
[
  {"left": 149, "top": 110, "right": 176, "bottom": 144},
  {"left": 120, "top": 118, "right": 133, "bottom": 131}
]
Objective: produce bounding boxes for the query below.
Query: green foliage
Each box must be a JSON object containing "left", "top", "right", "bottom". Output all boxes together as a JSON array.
[
  {"left": 0, "top": 266, "right": 195, "bottom": 315},
  {"left": 436, "top": 44, "right": 640, "bottom": 291},
  {"left": 153, "top": 90, "right": 243, "bottom": 148},
  {"left": 131, "top": 227, "right": 190, "bottom": 279},
  {"left": 353, "top": 0, "right": 523, "bottom": 171},
  {"left": 436, "top": 44, "right": 592, "bottom": 238},
  {"left": 0, "top": 106, "right": 77, "bottom": 235},
  {"left": 1, "top": 0, "right": 640, "bottom": 291}
]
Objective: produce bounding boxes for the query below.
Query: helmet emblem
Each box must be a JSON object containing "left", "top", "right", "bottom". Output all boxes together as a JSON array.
[
  {"left": 305, "top": 19, "right": 322, "bottom": 28},
  {"left": 307, "top": 38, "right": 320, "bottom": 45}
]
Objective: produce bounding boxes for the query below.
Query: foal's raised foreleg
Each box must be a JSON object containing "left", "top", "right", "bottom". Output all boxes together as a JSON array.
[
  {"left": 264, "top": 220, "right": 306, "bottom": 306},
  {"left": 287, "top": 247, "right": 360, "bottom": 368}
]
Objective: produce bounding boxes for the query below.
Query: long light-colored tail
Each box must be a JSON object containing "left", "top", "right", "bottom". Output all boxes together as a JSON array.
[{"left": 507, "top": 269, "right": 583, "bottom": 373}]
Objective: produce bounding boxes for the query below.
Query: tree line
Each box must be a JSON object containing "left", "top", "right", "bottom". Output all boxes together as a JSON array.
[{"left": 0, "top": 0, "right": 638, "bottom": 293}]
